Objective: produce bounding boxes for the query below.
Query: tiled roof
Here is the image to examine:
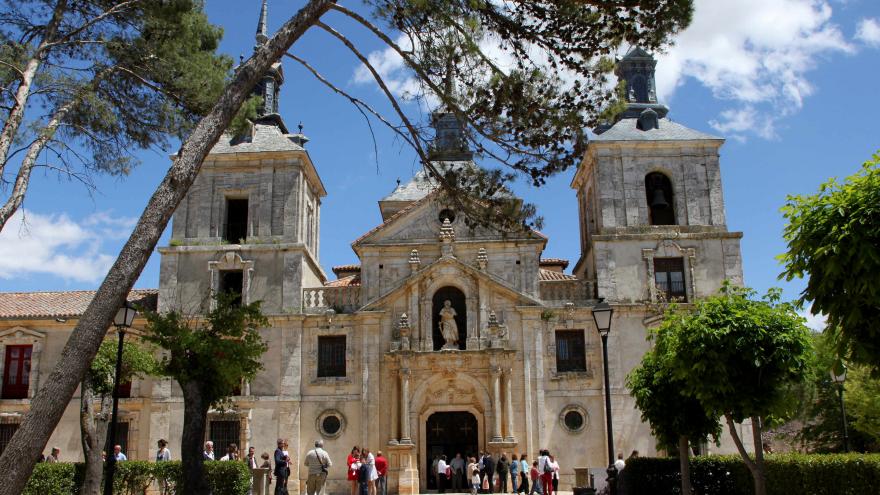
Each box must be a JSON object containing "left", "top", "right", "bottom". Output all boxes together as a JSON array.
[
  {"left": 0, "top": 289, "right": 158, "bottom": 319},
  {"left": 539, "top": 258, "right": 570, "bottom": 269},
  {"left": 538, "top": 269, "right": 577, "bottom": 281},
  {"left": 592, "top": 117, "right": 721, "bottom": 142},
  {"left": 381, "top": 161, "right": 476, "bottom": 202},
  {"left": 209, "top": 123, "right": 305, "bottom": 154},
  {"left": 331, "top": 264, "right": 361, "bottom": 277},
  {"left": 324, "top": 274, "right": 361, "bottom": 287}
]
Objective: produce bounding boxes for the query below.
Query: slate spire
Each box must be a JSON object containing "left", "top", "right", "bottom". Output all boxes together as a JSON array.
[
  {"left": 249, "top": 0, "right": 288, "bottom": 132},
  {"left": 256, "top": 0, "right": 269, "bottom": 45},
  {"left": 614, "top": 47, "right": 669, "bottom": 120}
]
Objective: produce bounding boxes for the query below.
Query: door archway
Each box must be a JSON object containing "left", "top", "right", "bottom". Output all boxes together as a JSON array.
[
  {"left": 432, "top": 286, "right": 467, "bottom": 350},
  {"left": 424, "top": 411, "right": 479, "bottom": 490}
]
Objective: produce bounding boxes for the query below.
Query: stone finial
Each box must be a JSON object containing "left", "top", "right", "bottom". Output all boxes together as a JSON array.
[
  {"left": 487, "top": 310, "right": 499, "bottom": 328},
  {"left": 398, "top": 312, "right": 410, "bottom": 331},
  {"left": 440, "top": 218, "right": 455, "bottom": 258},
  {"left": 398, "top": 313, "right": 411, "bottom": 350},
  {"left": 409, "top": 249, "right": 421, "bottom": 273},
  {"left": 477, "top": 247, "right": 488, "bottom": 270}
]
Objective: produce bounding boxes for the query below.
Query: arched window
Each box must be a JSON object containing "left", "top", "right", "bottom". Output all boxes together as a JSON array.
[
  {"left": 432, "top": 286, "right": 467, "bottom": 350},
  {"left": 645, "top": 172, "right": 676, "bottom": 225},
  {"left": 630, "top": 75, "right": 648, "bottom": 102}
]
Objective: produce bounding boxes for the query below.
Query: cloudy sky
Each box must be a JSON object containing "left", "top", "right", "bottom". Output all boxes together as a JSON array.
[{"left": 3, "top": 0, "right": 879, "bottom": 329}]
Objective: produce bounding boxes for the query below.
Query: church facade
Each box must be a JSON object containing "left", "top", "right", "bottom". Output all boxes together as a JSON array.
[{"left": 0, "top": 10, "right": 750, "bottom": 493}]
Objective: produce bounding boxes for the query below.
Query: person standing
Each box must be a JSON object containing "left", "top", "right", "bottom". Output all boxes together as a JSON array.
[
  {"left": 509, "top": 454, "right": 519, "bottom": 494},
  {"left": 375, "top": 451, "right": 388, "bottom": 495},
  {"left": 304, "top": 439, "right": 332, "bottom": 495},
  {"left": 471, "top": 465, "right": 481, "bottom": 495},
  {"left": 548, "top": 455, "right": 559, "bottom": 494},
  {"left": 482, "top": 452, "right": 495, "bottom": 494},
  {"left": 274, "top": 438, "right": 289, "bottom": 495},
  {"left": 114, "top": 445, "right": 127, "bottom": 461},
  {"left": 437, "top": 454, "right": 449, "bottom": 494},
  {"left": 156, "top": 439, "right": 171, "bottom": 462},
  {"left": 451, "top": 453, "right": 465, "bottom": 491},
  {"left": 357, "top": 453, "right": 369, "bottom": 495},
  {"left": 432, "top": 455, "right": 440, "bottom": 492},
  {"left": 363, "top": 448, "right": 378, "bottom": 495},
  {"left": 348, "top": 446, "right": 361, "bottom": 495},
  {"left": 46, "top": 447, "right": 60, "bottom": 463},
  {"left": 204, "top": 441, "right": 215, "bottom": 461},
  {"left": 528, "top": 461, "right": 542, "bottom": 495},
  {"left": 496, "top": 454, "right": 509, "bottom": 493},
  {"left": 614, "top": 452, "right": 626, "bottom": 473},
  {"left": 538, "top": 450, "right": 553, "bottom": 495},
  {"left": 220, "top": 443, "right": 239, "bottom": 461},
  {"left": 518, "top": 455, "right": 529, "bottom": 494}
]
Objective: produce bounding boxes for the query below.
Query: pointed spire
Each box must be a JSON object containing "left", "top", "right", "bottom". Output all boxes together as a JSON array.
[{"left": 256, "top": 0, "right": 269, "bottom": 45}]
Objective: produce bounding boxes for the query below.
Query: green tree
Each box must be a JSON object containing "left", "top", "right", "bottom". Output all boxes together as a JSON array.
[
  {"left": 0, "top": 2, "right": 694, "bottom": 492},
  {"left": 627, "top": 315, "right": 721, "bottom": 495},
  {"left": 80, "top": 339, "right": 158, "bottom": 494},
  {"left": 0, "top": 0, "right": 234, "bottom": 231},
  {"left": 142, "top": 292, "right": 268, "bottom": 495},
  {"left": 780, "top": 152, "right": 880, "bottom": 371},
  {"left": 845, "top": 365, "right": 880, "bottom": 448},
  {"left": 660, "top": 284, "right": 812, "bottom": 495}
]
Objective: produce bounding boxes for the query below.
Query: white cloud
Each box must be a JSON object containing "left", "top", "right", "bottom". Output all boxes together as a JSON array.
[
  {"left": 656, "top": 0, "right": 853, "bottom": 140},
  {"left": 0, "top": 209, "right": 135, "bottom": 283},
  {"left": 855, "top": 17, "right": 880, "bottom": 47},
  {"left": 798, "top": 306, "right": 828, "bottom": 331}
]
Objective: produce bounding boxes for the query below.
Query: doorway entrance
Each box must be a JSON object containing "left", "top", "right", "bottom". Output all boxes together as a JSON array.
[{"left": 425, "top": 411, "right": 478, "bottom": 490}]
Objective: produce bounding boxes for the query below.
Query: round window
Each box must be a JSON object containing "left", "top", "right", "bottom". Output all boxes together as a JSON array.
[
  {"left": 438, "top": 209, "right": 456, "bottom": 224},
  {"left": 564, "top": 411, "right": 584, "bottom": 431},
  {"left": 322, "top": 416, "right": 341, "bottom": 435},
  {"left": 316, "top": 410, "right": 346, "bottom": 438}
]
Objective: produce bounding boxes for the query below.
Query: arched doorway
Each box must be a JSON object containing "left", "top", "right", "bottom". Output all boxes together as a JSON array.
[
  {"left": 424, "top": 411, "right": 479, "bottom": 490},
  {"left": 432, "top": 286, "right": 467, "bottom": 350}
]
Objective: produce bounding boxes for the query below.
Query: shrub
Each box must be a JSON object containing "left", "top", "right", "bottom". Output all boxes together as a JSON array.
[
  {"left": 23, "top": 460, "right": 251, "bottom": 495},
  {"left": 619, "top": 454, "right": 880, "bottom": 495}
]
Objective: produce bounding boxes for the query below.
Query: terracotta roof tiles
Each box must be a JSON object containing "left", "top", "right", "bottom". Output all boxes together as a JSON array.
[{"left": 0, "top": 289, "right": 158, "bottom": 319}]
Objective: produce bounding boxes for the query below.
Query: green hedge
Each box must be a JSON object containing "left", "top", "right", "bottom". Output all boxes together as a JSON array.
[
  {"left": 619, "top": 454, "right": 880, "bottom": 495},
  {"left": 23, "top": 460, "right": 252, "bottom": 495}
]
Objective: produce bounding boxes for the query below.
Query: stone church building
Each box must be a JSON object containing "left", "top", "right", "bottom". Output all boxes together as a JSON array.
[{"left": 0, "top": 9, "right": 749, "bottom": 494}]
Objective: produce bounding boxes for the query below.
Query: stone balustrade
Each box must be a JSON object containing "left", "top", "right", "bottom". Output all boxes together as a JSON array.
[
  {"left": 539, "top": 279, "right": 597, "bottom": 305},
  {"left": 302, "top": 286, "right": 362, "bottom": 313}
]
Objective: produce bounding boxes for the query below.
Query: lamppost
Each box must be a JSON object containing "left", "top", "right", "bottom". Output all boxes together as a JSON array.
[
  {"left": 830, "top": 365, "right": 850, "bottom": 453},
  {"left": 592, "top": 300, "right": 616, "bottom": 495},
  {"left": 103, "top": 303, "right": 136, "bottom": 495}
]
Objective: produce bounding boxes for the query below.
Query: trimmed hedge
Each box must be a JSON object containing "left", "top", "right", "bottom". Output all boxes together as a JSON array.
[
  {"left": 619, "top": 454, "right": 880, "bottom": 495},
  {"left": 23, "top": 460, "right": 252, "bottom": 495}
]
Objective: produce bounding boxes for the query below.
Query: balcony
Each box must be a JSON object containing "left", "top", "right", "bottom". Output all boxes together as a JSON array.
[
  {"left": 302, "top": 286, "right": 362, "bottom": 314},
  {"left": 539, "top": 279, "right": 596, "bottom": 306}
]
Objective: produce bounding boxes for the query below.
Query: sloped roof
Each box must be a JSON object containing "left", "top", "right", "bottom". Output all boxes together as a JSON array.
[
  {"left": 0, "top": 290, "right": 158, "bottom": 320},
  {"left": 381, "top": 161, "right": 475, "bottom": 203},
  {"left": 209, "top": 123, "right": 305, "bottom": 154},
  {"left": 539, "top": 269, "right": 577, "bottom": 281},
  {"left": 324, "top": 274, "right": 361, "bottom": 287},
  {"left": 592, "top": 117, "right": 722, "bottom": 142},
  {"left": 539, "top": 258, "right": 570, "bottom": 270}
]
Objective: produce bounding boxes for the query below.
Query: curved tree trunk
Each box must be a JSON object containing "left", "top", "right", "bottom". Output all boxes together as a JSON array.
[
  {"left": 181, "top": 381, "right": 211, "bottom": 495},
  {"left": 80, "top": 376, "right": 112, "bottom": 495},
  {"left": 678, "top": 436, "right": 693, "bottom": 495},
  {"left": 750, "top": 416, "right": 767, "bottom": 495},
  {"left": 0, "top": 2, "right": 336, "bottom": 494}
]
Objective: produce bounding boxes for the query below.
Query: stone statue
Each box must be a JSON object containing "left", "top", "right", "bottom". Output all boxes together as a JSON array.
[{"left": 439, "top": 300, "right": 458, "bottom": 347}]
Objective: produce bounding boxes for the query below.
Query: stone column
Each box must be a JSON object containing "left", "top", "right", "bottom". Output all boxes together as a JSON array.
[
  {"left": 400, "top": 368, "right": 413, "bottom": 444},
  {"left": 503, "top": 368, "right": 515, "bottom": 442},
  {"left": 491, "top": 366, "right": 503, "bottom": 442},
  {"left": 390, "top": 367, "right": 400, "bottom": 443}
]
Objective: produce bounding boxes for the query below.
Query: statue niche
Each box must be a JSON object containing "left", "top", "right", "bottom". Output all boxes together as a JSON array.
[{"left": 432, "top": 286, "right": 467, "bottom": 351}]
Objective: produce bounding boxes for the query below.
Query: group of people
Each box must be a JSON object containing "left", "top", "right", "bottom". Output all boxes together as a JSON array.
[
  {"left": 432, "top": 450, "right": 561, "bottom": 495},
  {"left": 41, "top": 444, "right": 129, "bottom": 463},
  {"left": 346, "top": 446, "right": 389, "bottom": 495}
]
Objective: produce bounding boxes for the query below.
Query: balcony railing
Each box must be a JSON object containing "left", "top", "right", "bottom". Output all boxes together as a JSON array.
[
  {"left": 539, "top": 279, "right": 596, "bottom": 306},
  {"left": 302, "top": 286, "right": 363, "bottom": 314}
]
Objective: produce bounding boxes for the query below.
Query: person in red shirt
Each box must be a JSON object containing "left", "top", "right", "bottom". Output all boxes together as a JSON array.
[
  {"left": 347, "top": 446, "right": 361, "bottom": 495},
  {"left": 375, "top": 451, "right": 388, "bottom": 495}
]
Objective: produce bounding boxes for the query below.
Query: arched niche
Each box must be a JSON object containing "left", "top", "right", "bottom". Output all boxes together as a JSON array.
[
  {"left": 432, "top": 286, "right": 467, "bottom": 351},
  {"left": 645, "top": 172, "right": 676, "bottom": 225}
]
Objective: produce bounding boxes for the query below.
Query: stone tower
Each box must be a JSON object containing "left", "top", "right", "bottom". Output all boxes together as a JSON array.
[
  {"left": 158, "top": 1, "right": 326, "bottom": 314},
  {"left": 571, "top": 47, "right": 743, "bottom": 305}
]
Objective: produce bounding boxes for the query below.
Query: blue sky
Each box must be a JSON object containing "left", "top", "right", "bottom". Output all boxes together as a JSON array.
[{"left": 2, "top": 0, "right": 879, "bottom": 328}]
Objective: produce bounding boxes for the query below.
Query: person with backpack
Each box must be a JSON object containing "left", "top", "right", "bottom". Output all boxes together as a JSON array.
[
  {"left": 304, "top": 439, "right": 332, "bottom": 495},
  {"left": 537, "top": 450, "right": 553, "bottom": 495}
]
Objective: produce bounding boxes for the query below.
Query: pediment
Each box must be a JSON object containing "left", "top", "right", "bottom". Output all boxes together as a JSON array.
[
  {"left": 353, "top": 192, "right": 544, "bottom": 250},
  {"left": 0, "top": 326, "right": 47, "bottom": 341},
  {"left": 360, "top": 256, "right": 541, "bottom": 311}
]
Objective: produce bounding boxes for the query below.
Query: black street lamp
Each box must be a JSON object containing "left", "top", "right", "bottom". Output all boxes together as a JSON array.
[
  {"left": 103, "top": 303, "right": 136, "bottom": 495},
  {"left": 830, "top": 365, "right": 850, "bottom": 453},
  {"left": 592, "top": 300, "right": 616, "bottom": 495}
]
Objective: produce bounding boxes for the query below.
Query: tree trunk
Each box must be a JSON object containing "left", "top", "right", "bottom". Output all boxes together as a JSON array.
[
  {"left": 80, "top": 376, "right": 112, "bottom": 495},
  {"left": 750, "top": 416, "right": 767, "bottom": 495},
  {"left": 180, "top": 381, "right": 211, "bottom": 495},
  {"left": 678, "top": 436, "right": 693, "bottom": 495},
  {"left": 0, "top": 2, "right": 337, "bottom": 493},
  {"left": 725, "top": 414, "right": 764, "bottom": 495}
]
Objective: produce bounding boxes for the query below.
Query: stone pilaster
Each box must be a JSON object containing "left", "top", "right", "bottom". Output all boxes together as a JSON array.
[
  {"left": 503, "top": 368, "right": 515, "bottom": 442},
  {"left": 400, "top": 368, "right": 413, "bottom": 444},
  {"left": 491, "top": 365, "right": 503, "bottom": 442}
]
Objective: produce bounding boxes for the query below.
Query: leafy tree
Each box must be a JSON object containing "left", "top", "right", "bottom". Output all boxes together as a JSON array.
[
  {"left": 142, "top": 292, "right": 268, "bottom": 495},
  {"left": 844, "top": 365, "right": 880, "bottom": 449},
  {"left": 0, "top": 2, "right": 694, "bottom": 492},
  {"left": 660, "top": 284, "right": 812, "bottom": 495},
  {"left": 79, "top": 339, "right": 158, "bottom": 494},
  {"left": 0, "top": 0, "right": 236, "bottom": 231},
  {"left": 627, "top": 315, "right": 721, "bottom": 495},
  {"left": 779, "top": 152, "right": 880, "bottom": 371}
]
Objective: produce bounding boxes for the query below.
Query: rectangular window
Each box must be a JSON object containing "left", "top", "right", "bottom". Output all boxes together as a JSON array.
[
  {"left": 0, "top": 423, "right": 19, "bottom": 456},
  {"left": 209, "top": 419, "right": 240, "bottom": 458},
  {"left": 224, "top": 198, "right": 248, "bottom": 243},
  {"left": 104, "top": 421, "right": 130, "bottom": 458},
  {"left": 2, "top": 345, "right": 32, "bottom": 399},
  {"left": 118, "top": 380, "right": 132, "bottom": 399},
  {"left": 317, "top": 336, "right": 346, "bottom": 378},
  {"left": 654, "top": 257, "right": 687, "bottom": 301},
  {"left": 219, "top": 270, "right": 244, "bottom": 306},
  {"left": 555, "top": 330, "right": 587, "bottom": 373}
]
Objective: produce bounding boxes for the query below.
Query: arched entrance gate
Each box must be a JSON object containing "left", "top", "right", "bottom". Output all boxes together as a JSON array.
[{"left": 424, "top": 411, "right": 479, "bottom": 490}]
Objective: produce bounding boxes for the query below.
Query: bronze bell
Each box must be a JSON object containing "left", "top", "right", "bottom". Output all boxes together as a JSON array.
[{"left": 650, "top": 188, "right": 669, "bottom": 209}]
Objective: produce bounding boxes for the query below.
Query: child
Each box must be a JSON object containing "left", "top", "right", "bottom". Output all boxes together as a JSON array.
[
  {"left": 358, "top": 453, "right": 370, "bottom": 495},
  {"left": 471, "top": 467, "right": 481, "bottom": 495},
  {"left": 260, "top": 452, "right": 273, "bottom": 485},
  {"left": 529, "top": 461, "right": 542, "bottom": 495}
]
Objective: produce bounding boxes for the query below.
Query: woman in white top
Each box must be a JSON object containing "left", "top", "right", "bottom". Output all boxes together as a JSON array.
[
  {"left": 548, "top": 455, "right": 560, "bottom": 493},
  {"left": 364, "top": 448, "right": 378, "bottom": 495}
]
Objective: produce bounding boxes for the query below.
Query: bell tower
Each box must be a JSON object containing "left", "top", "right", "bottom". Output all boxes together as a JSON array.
[{"left": 571, "top": 48, "right": 743, "bottom": 304}]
